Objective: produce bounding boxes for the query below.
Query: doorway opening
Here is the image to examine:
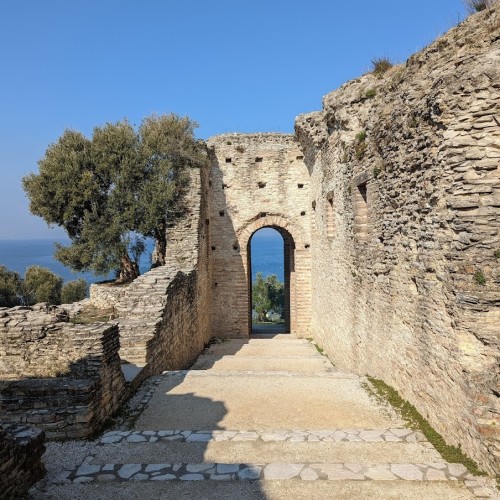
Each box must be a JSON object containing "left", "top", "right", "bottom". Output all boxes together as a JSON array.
[{"left": 248, "top": 227, "right": 293, "bottom": 334}]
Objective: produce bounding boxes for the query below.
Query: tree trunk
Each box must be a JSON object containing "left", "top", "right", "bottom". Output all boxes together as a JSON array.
[
  {"left": 152, "top": 222, "right": 167, "bottom": 267},
  {"left": 119, "top": 254, "right": 139, "bottom": 282}
]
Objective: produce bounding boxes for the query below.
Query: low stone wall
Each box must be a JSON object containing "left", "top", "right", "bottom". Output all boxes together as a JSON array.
[
  {"left": 112, "top": 268, "right": 201, "bottom": 368},
  {"left": 0, "top": 423, "right": 45, "bottom": 499},
  {"left": 147, "top": 270, "right": 203, "bottom": 373},
  {"left": 89, "top": 282, "right": 130, "bottom": 309},
  {"left": 0, "top": 305, "right": 126, "bottom": 439}
]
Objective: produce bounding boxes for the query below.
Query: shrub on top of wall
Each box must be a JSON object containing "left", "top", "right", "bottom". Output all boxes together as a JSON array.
[
  {"left": 371, "top": 58, "right": 393, "bottom": 78},
  {"left": 463, "top": 0, "right": 496, "bottom": 13}
]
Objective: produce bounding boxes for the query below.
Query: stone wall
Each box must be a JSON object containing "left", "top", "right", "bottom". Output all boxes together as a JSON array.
[
  {"left": 0, "top": 305, "right": 125, "bottom": 439},
  {"left": 0, "top": 163, "right": 211, "bottom": 440},
  {"left": 89, "top": 282, "right": 129, "bottom": 310},
  {"left": 295, "top": 5, "right": 499, "bottom": 475},
  {"left": 90, "top": 162, "right": 212, "bottom": 374},
  {"left": 0, "top": 423, "right": 45, "bottom": 499},
  {"left": 206, "top": 134, "right": 312, "bottom": 337}
]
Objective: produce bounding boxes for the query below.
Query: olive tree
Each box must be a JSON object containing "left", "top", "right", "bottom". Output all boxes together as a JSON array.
[
  {"left": 0, "top": 266, "right": 23, "bottom": 307},
  {"left": 23, "top": 114, "right": 205, "bottom": 281},
  {"left": 23, "top": 265, "right": 62, "bottom": 305},
  {"left": 252, "top": 272, "right": 285, "bottom": 322}
]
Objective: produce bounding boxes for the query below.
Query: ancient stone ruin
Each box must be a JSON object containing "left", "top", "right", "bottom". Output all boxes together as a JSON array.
[{"left": 0, "top": 4, "right": 498, "bottom": 496}]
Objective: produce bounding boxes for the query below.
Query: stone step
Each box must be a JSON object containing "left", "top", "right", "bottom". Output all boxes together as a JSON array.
[
  {"left": 99, "top": 428, "right": 427, "bottom": 444},
  {"left": 203, "top": 342, "right": 320, "bottom": 357},
  {"left": 161, "top": 370, "right": 358, "bottom": 378},
  {"left": 191, "top": 355, "right": 333, "bottom": 372},
  {"left": 31, "top": 478, "right": 485, "bottom": 499},
  {"left": 213, "top": 337, "right": 310, "bottom": 345},
  {"left": 251, "top": 334, "right": 304, "bottom": 340},
  {"left": 134, "top": 374, "right": 401, "bottom": 431},
  {"left": 90, "top": 439, "right": 440, "bottom": 466},
  {"left": 63, "top": 461, "right": 475, "bottom": 484}
]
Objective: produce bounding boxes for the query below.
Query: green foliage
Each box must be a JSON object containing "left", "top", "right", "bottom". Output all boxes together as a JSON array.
[
  {"left": 356, "top": 131, "right": 367, "bottom": 142},
  {"left": 312, "top": 341, "right": 325, "bottom": 355},
  {"left": 474, "top": 270, "right": 486, "bottom": 286},
  {"left": 23, "top": 266, "right": 62, "bottom": 305},
  {"left": 365, "top": 377, "right": 486, "bottom": 476},
  {"left": 363, "top": 88, "right": 377, "bottom": 99},
  {"left": 371, "top": 58, "right": 393, "bottom": 78},
  {"left": 354, "top": 131, "right": 368, "bottom": 160},
  {"left": 494, "top": 249, "right": 500, "bottom": 259},
  {"left": 235, "top": 145, "right": 245, "bottom": 153},
  {"left": 61, "top": 279, "right": 88, "bottom": 304},
  {"left": 0, "top": 266, "right": 23, "bottom": 307},
  {"left": 463, "top": 0, "right": 496, "bottom": 13},
  {"left": 252, "top": 272, "right": 285, "bottom": 322},
  {"left": 23, "top": 114, "right": 205, "bottom": 281}
]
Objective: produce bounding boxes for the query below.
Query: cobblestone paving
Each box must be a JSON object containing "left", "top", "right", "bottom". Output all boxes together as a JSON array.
[
  {"left": 99, "top": 428, "right": 427, "bottom": 444},
  {"left": 59, "top": 461, "right": 475, "bottom": 483}
]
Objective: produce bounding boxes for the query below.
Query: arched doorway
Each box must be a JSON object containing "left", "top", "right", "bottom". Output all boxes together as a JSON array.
[{"left": 247, "top": 226, "right": 295, "bottom": 334}]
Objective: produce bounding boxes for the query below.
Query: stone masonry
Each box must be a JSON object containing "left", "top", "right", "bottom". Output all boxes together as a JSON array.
[
  {"left": 90, "top": 162, "right": 212, "bottom": 374},
  {"left": 295, "top": 5, "right": 500, "bottom": 475},
  {"left": 0, "top": 305, "right": 125, "bottom": 439},
  {"left": 0, "top": 423, "right": 45, "bottom": 499},
  {"left": 206, "top": 133, "right": 312, "bottom": 337},
  {"left": 1, "top": 2, "right": 499, "bottom": 489}
]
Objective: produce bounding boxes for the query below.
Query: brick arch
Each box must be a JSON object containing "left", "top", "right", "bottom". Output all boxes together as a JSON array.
[
  {"left": 236, "top": 215, "right": 310, "bottom": 336},
  {"left": 207, "top": 134, "right": 312, "bottom": 338},
  {"left": 237, "top": 215, "right": 307, "bottom": 251}
]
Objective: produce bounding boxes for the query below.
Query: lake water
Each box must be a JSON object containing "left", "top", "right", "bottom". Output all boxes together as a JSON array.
[
  {"left": 0, "top": 239, "right": 153, "bottom": 284},
  {"left": 250, "top": 228, "right": 284, "bottom": 282},
  {"left": 0, "top": 228, "right": 284, "bottom": 284}
]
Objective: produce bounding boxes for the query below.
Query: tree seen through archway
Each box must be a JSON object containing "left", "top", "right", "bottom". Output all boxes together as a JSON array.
[{"left": 250, "top": 228, "right": 286, "bottom": 334}]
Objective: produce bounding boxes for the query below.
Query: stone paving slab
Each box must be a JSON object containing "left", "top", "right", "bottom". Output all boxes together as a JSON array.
[
  {"left": 62, "top": 461, "right": 476, "bottom": 484},
  {"left": 99, "top": 428, "right": 427, "bottom": 445},
  {"left": 89, "top": 440, "right": 442, "bottom": 466}
]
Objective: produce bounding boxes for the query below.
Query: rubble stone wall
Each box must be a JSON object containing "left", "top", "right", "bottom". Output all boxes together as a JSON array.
[
  {"left": 0, "top": 306, "right": 125, "bottom": 439},
  {"left": 295, "top": 5, "right": 500, "bottom": 475},
  {"left": 0, "top": 424, "right": 45, "bottom": 499},
  {"left": 206, "top": 134, "right": 312, "bottom": 337},
  {"left": 89, "top": 282, "right": 129, "bottom": 309},
  {"left": 90, "top": 163, "right": 212, "bottom": 372}
]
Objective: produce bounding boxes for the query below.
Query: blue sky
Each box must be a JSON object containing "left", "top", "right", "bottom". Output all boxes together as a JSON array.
[{"left": 0, "top": 0, "right": 467, "bottom": 239}]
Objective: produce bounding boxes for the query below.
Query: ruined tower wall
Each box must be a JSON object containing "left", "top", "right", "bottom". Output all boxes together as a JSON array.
[
  {"left": 296, "top": 6, "right": 500, "bottom": 474},
  {"left": 90, "top": 163, "right": 213, "bottom": 372},
  {"left": 206, "top": 134, "right": 312, "bottom": 337}
]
